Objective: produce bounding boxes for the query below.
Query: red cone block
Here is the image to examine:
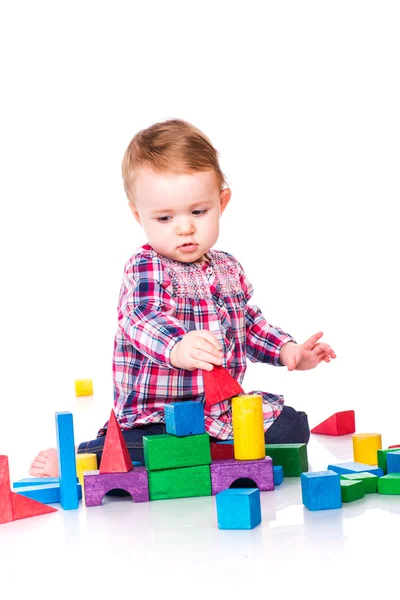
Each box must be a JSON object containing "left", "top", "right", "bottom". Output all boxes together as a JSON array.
[
  {"left": 99, "top": 410, "right": 133, "bottom": 474},
  {"left": 202, "top": 365, "right": 244, "bottom": 408},
  {"left": 311, "top": 410, "right": 355, "bottom": 436}
]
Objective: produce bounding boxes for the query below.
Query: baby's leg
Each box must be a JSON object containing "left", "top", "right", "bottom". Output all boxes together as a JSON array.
[{"left": 265, "top": 405, "right": 310, "bottom": 444}]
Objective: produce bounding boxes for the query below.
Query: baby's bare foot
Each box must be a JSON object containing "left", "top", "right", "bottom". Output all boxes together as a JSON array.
[{"left": 29, "top": 448, "right": 59, "bottom": 478}]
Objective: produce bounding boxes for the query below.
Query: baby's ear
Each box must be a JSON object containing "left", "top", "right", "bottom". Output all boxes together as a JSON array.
[
  {"left": 129, "top": 203, "right": 142, "bottom": 225},
  {"left": 220, "top": 188, "right": 231, "bottom": 214}
]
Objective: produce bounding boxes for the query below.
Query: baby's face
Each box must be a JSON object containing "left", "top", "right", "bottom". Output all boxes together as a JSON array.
[{"left": 131, "top": 167, "right": 231, "bottom": 263}]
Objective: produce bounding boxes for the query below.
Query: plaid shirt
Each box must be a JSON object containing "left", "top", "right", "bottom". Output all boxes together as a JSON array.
[{"left": 99, "top": 244, "right": 294, "bottom": 440}]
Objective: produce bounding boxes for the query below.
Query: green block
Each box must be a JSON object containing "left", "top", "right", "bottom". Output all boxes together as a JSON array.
[
  {"left": 265, "top": 443, "right": 308, "bottom": 477},
  {"left": 377, "top": 448, "right": 400, "bottom": 473},
  {"left": 148, "top": 465, "right": 212, "bottom": 500},
  {"left": 340, "top": 472, "right": 378, "bottom": 494},
  {"left": 143, "top": 433, "right": 211, "bottom": 471},
  {"left": 378, "top": 473, "right": 400, "bottom": 495},
  {"left": 340, "top": 479, "right": 365, "bottom": 502}
]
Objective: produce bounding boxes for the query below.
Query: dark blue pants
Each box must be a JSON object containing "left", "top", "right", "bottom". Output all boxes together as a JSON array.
[{"left": 77, "top": 405, "right": 310, "bottom": 466}]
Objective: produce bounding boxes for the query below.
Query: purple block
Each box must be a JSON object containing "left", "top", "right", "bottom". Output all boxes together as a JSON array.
[
  {"left": 210, "top": 457, "right": 274, "bottom": 495},
  {"left": 84, "top": 468, "right": 149, "bottom": 506}
]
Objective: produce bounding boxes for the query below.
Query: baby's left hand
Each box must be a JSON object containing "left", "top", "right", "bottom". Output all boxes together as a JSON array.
[{"left": 280, "top": 332, "right": 336, "bottom": 371}]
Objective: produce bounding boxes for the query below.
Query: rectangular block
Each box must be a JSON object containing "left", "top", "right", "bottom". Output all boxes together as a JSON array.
[
  {"left": 340, "top": 472, "right": 378, "bottom": 494},
  {"left": 84, "top": 468, "right": 149, "bottom": 506},
  {"left": 211, "top": 442, "right": 235, "bottom": 460},
  {"left": 327, "top": 462, "right": 383, "bottom": 477},
  {"left": 216, "top": 488, "right": 261, "bottom": 530},
  {"left": 265, "top": 444, "right": 308, "bottom": 476},
  {"left": 148, "top": 465, "right": 211, "bottom": 501},
  {"left": 340, "top": 479, "right": 365, "bottom": 502},
  {"left": 143, "top": 433, "right": 211, "bottom": 471},
  {"left": 164, "top": 401, "right": 205, "bottom": 437},
  {"left": 378, "top": 474, "right": 400, "bottom": 495},
  {"left": 16, "top": 483, "right": 82, "bottom": 504},
  {"left": 56, "top": 412, "right": 79, "bottom": 510},
  {"left": 301, "top": 470, "right": 342, "bottom": 511},
  {"left": 273, "top": 465, "right": 284, "bottom": 485},
  {"left": 13, "top": 477, "right": 60, "bottom": 488},
  {"left": 210, "top": 457, "right": 274, "bottom": 495},
  {"left": 379, "top": 449, "right": 400, "bottom": 473}
]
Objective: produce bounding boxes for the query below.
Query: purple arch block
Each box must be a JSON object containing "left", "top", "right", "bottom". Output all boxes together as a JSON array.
[
  {"left": 210, "top": 457, "right": 274, "bottom": 495},
  {"left": 84, "top": 468, "right": 149, "bottom": 506}
]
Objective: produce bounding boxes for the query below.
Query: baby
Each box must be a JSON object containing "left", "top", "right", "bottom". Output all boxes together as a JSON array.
[{"left": 30, "top": 119, "right": 335, "bottom": 477}]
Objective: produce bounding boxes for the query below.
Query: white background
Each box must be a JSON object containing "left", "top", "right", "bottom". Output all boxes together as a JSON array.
[{"left": 1, "top": 1, "right": 399, "bottom": 480}]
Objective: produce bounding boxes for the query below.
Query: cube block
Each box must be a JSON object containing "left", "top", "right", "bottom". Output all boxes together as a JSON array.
[
  {"left": 164, "top": 401, "right": 205, "bottom": 437},
  {"left": 301, "top": 470, "right": 342, "bottom": 511},
  {"left": 216, "top": 488, "right": 262, "bottom": 530}
]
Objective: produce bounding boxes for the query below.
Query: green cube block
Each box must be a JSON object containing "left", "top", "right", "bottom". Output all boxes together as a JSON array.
[
  {"left": 143, "top": 433, "right": 211, "bottom": 471},
  {"left": 378, "top": 473, "right": 400, "bottom": 495},
  {"left": 340, "top": 472, "right": 378, "bottom": 494},
  {"left": 148, "top": 465, "right": 212, "bottom": 500},
  {"left": 377, "top": 448, "right": 400, "bottom": 473},
  {"left": 340, "top": 479, "right": 365, "bottom": 502},
  {"left": 265, "top": 444, "right": 308, "bottom": 477}
]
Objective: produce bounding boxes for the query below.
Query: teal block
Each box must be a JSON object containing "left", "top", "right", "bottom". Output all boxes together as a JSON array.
[
  {"left": 301, "top": 470, "right": 342, "bottom": 511},
  {"left": 164, "top": 401, "right": 205, "bottom": 437},
  {"left": 16, "top": 482, "right": 82, "bottom": 504},
  {"left": 13, "top": 477, "right": 60, "bottom": 488},
  {"left": 273, "top": 465, "right": 284, "bottom": 485},
  {"left": 55, "top": 412, "right": 79, "bottom": 510},
  {"left": 216, "top": 488, "right": 262, "bottom": 529}
]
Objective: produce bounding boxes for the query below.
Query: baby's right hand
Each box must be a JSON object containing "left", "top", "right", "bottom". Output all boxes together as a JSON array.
[{"left": 170, "top": 330, "right": 223, "bottom": 371}]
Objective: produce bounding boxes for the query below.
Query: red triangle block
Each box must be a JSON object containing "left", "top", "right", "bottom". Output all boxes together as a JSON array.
[
  {"left": 0, "top": 456, "right": 13, "bottom": 524},
  {"left": 389, "top": 444, "right": 400, "bottom": 449},
  {"left": 11, "top": 492, "right": 57, "bottom": 521},
  {"left": 99, "top": 410, "right": 133, "bottom": 474},
  {"left": 311, "top": 410, "right": 355, "bottom": 436},
  {"left": 202, "top": 365, "right": 244, "bottom": 408}
]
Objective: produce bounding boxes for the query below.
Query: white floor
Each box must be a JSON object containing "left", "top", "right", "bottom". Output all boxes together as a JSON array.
[{"left": 1, "top": 427, "right": 399, "bottom": 599}]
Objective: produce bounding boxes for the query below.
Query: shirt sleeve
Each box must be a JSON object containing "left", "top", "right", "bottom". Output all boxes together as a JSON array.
[
  {"left": 237, "top": 259, "right": 295, "bottom": 366},
  {"left": 117, "top": 252, "right": 188, "bottom": 368}
]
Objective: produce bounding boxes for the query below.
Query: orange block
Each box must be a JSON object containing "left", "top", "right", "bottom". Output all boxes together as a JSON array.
[
  {"left": 99, "top": 410, "right": 133, "bottom": 474},
  {"left": 202, "top": 365, "right": 244, "bottom": 408}
]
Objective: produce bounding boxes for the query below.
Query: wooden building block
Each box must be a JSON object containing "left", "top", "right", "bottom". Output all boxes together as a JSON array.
[
  {"left": 148, "top": 465, "right": 211, "bottom": 501},
  {"left": 216, "top": 488, "right": 262, "bottom": 530},
  {"left": 11, "top": 492, "right": 57, "bottom": 521},
  {"left": 352, "top": 433, "right": 382, "bottom": 465},
  {"left": 386, "top": 451, "right": 400, "bottom": 474},
  {"left": 340, "top": 479, "right": 365, "bottom": 502},
  {"left": 55, "top": 412, "right": 79, "bottom": 510},
  {"left": 75, "top": 379, "right": 93, "bottom": 396},
  {"left": 84, "top": 468, "right": 149, "bottom": 506},
  {"left": 265, "top": 444, "right": 308, "bottom": 477},
  {"left": 311, "top": 410, "right": 355, "bottom": 436},
  {"left": 389, "top": 445, "right": 400, "bottom": 449},
  {"left": 76, "top": 453, "right": 98, "bottom": 487},
  {"left": 143, "top": 433, "right": 211, "bottom": 471},
  {"left": 340, "top": 472, "right": 378, "bottom": 494},
  {"left": 99, "top": 410, "right": 132, "bottom": 474},
  {"left": 378, "top": 474, "right": 400, "bottom": 495},
  {"left": 377, "top": 448, "right": 400, "bottom": 473},
  {"left": 211, "top": 442, "right": 235, "bottom": 461},
  {"left": 16, "top": 482, "right": 82, "bottom": 504},
  {"left": 13, "top": 477, "right": 60, "bottom": 488},
  {"left": 0, "top": 455, "right": 13, "bottom": 524},
  {"left": 232, "top": 394, "right": 265, "bottom": 460},
  {"left": 327, "top": 462, "right": 383, "bottom": 477},
  {"left": 210, "top": 457, "right": 274, "bottom": 495},
  {"left": 202, "top": 365, "right": 244, "bottom": 408},
  {"left": 164, "top": 401, "right": 205, "bottom": 437},
  {"left": 301, "top": 470, "right": 342, "bottom": 511},
  {"left": 273, "top": 465, "right": 284, "bottom": 485}
]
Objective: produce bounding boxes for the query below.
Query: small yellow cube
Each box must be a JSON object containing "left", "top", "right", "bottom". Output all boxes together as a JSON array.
[{"left": 75, "top": 379, "right": 93, "bottom": 397}]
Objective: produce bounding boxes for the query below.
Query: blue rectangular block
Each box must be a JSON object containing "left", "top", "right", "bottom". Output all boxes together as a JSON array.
[
  {"left": 56, "top": 412, "right": 79, "bottom": 510},
  {"left": 327, "top": 462, "right": 383, "bottom": 477},
  {"left": 301, "top": 470, "right": 342, "bottom": 511},
  {"left": 216, "top": 440, "right": 234, "bottom": 445},
  {"left": 164, "top": 401, "right": 205, "bottom": 437},
  {"left": 216, "top": 488, "right": 262, "bottom": 529},
  {"left": 273, "top": 465, "right": 284, "bottom": 485},
  {"left": 13, "top": 477, "right": 60, "bottom": 488},
  {"left": 386, "top": 451, "right": 400, "bottom": 474},
  {"left": 16, "top": 482, "right": 82, "bottom": 504}
]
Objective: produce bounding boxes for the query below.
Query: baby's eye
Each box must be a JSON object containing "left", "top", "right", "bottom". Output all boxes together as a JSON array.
[
  {"left": 192, "top": 209, "right": 208, "bottom": 216},
  {"left": 157, "top": 216, "right": 172, "bottom": 223}
]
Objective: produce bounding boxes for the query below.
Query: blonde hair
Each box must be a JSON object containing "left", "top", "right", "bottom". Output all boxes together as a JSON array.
[{"left": 122, "top": 119, "right": 226, "bottom": 204}]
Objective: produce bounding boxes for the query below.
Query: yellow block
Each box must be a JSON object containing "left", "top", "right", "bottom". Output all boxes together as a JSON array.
[
  {"left": 76, "top": 453, "right": 98, "bottom": 487},
  {"left": 75, "top": 379, "right": 93, "bottom": 396},
  {"left": 353, "top": 433, "right": 382, "bottom": 465},
  {"left": 232, "top": 394, "right": 265, "bottom": 460}
]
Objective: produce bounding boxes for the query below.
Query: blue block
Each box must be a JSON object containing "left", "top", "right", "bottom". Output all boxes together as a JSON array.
[
  {"left": 216, "top": 488, "right": 262, "bottom": 530},
  {"left": 164, "top": 401, "right": 205, "bottom": 437},
  {"left": 327, "top": 462, "right": 383, "bottom": 477},
  {"left": 301, "top": 470, "right": 342, "bottom": 511},
  {"left": 133, "top": 461, "right": 143, "bottom": 467},
  {"left": 16, "top": 482, "right": 82, "bottom": 504},
  {"left": 13, "top": 477, "right": 60, "bottom": 488},
  {"left": 55, "top": 412, "right": 79, "bottom": 510},
  {"left": 217, "top": 440, "right": 234, "bottom": 444},
  {"left": 273, "top": 465, "right": 284, "bottom": 485},
  {"left": 386, "top": 451, "right": 400, "bottom": 474}
]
